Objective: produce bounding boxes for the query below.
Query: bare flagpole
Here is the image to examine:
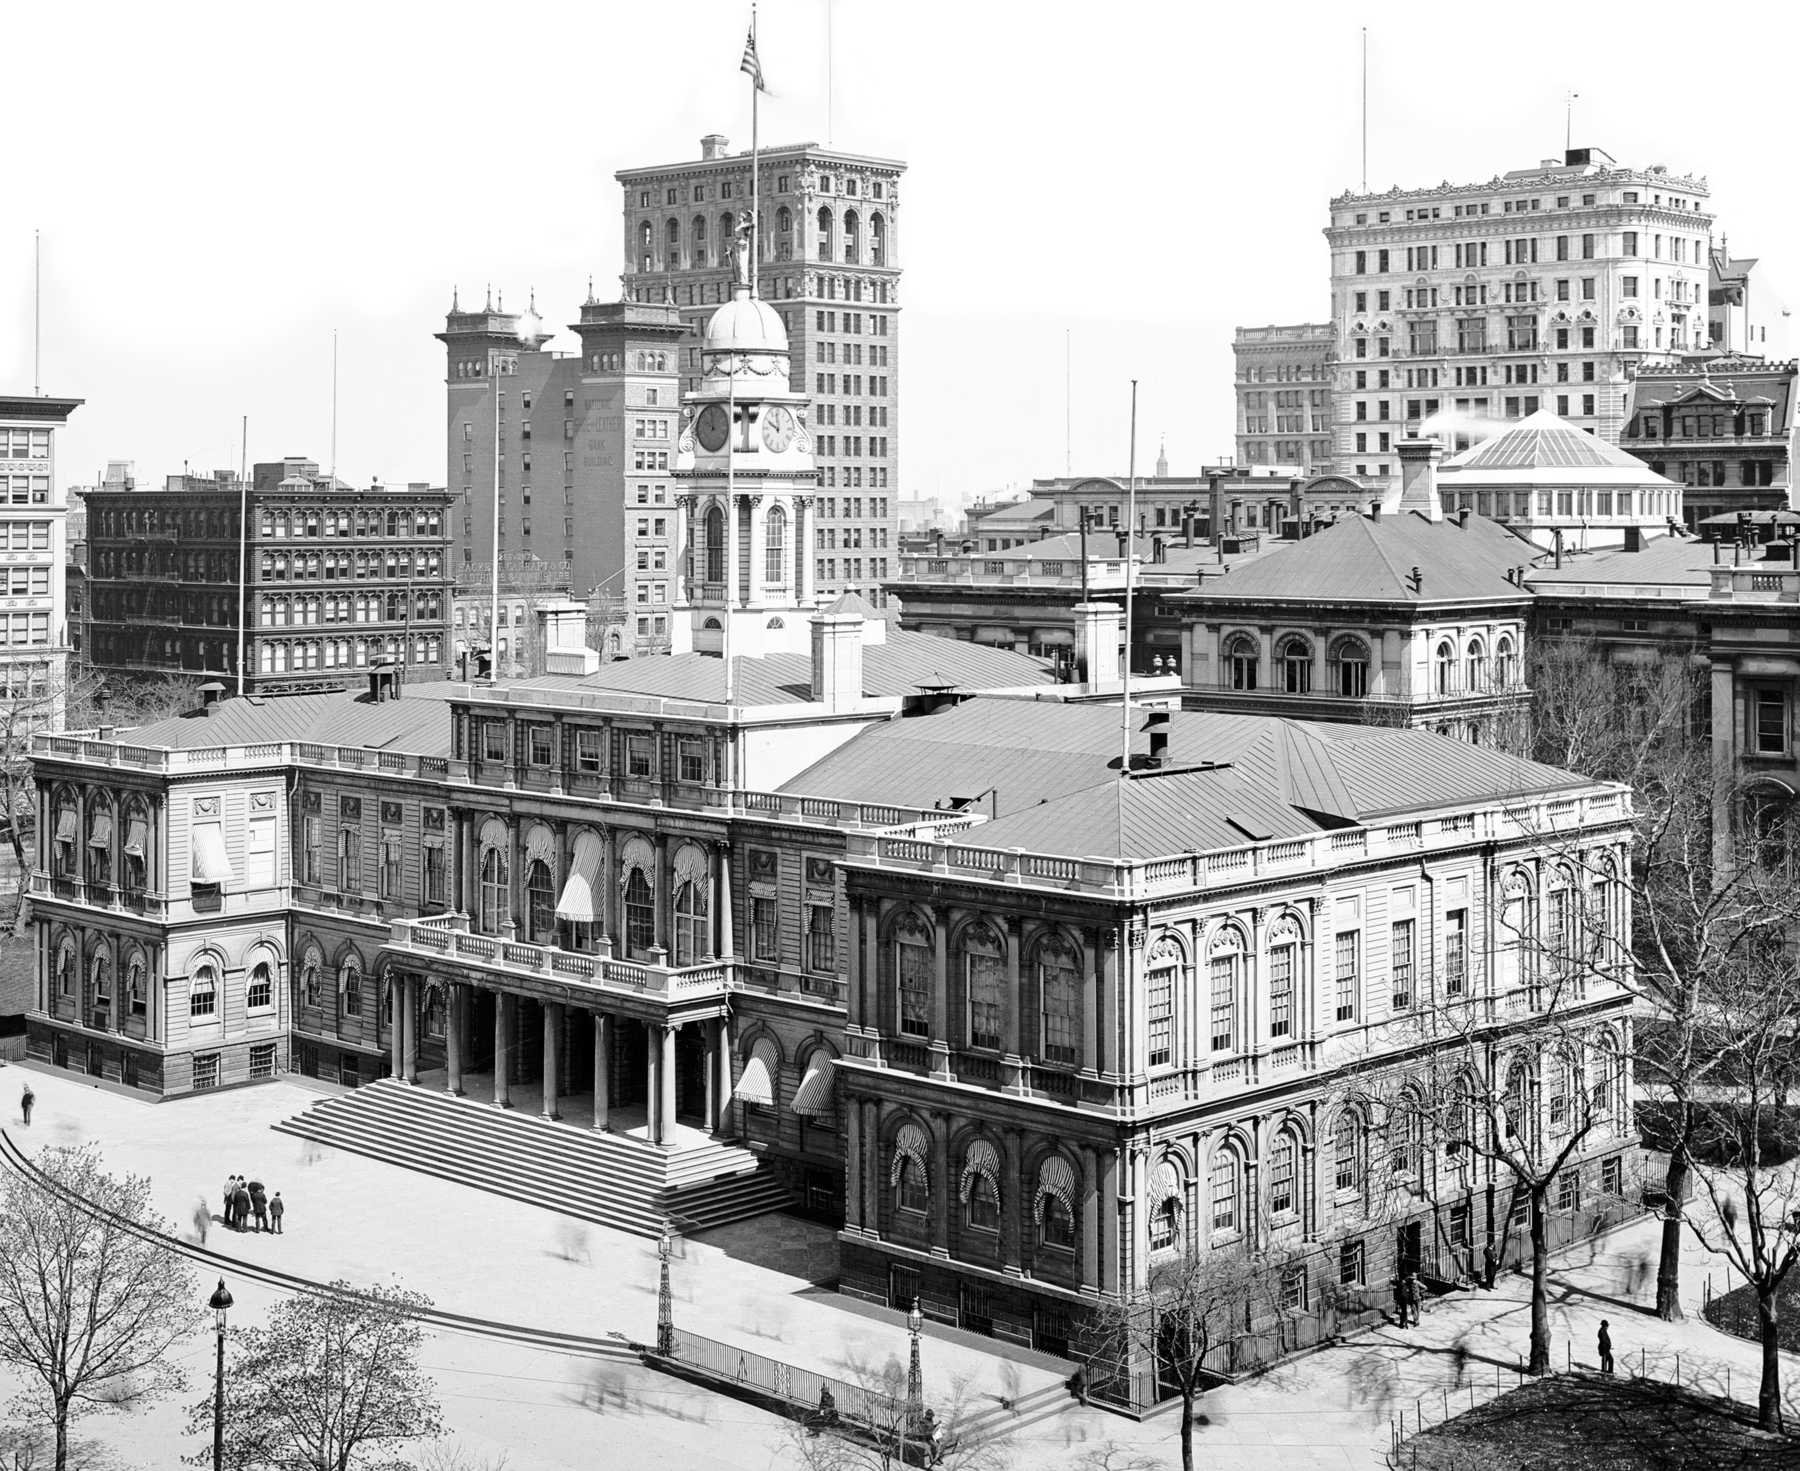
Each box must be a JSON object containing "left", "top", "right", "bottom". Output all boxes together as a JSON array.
[
  {"left": 489, "top": 345, "right": 502, "bottom": 681},
  {"left": 1117, "top": 380, "right": 1138, "bottom": 854},
  {"left": 1361, "top": 29, "right": 1368, "bottom": 193},
  {"left": 236, "top": 416, "right": 249, "bottom": 694}
]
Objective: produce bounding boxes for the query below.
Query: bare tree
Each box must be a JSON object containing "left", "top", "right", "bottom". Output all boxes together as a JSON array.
[
  {"left": 1673, "top": 933, "right": 1800, "bottom": 1431},
  {"left": 0, "top": 1145, "right": 199, "bottom": 1471},
  {"left": 1082, "top": 1241, "right": 1270, "bottom": 1471},
  {"left": 783, "top": 1359, "right": 1011, "bottom": 1471},
  {"left": 184, "top": 1281, "right": 443, "bottom": 1470}
]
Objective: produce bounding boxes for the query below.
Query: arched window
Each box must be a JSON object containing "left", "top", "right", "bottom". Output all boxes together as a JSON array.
[
  {"left": 892, "top": 1123, "right": 930, "bottom": 1215},
  {"left": 894, "top": 913, "right": 933, "bottom": 1039},
  {"left": 1465, "top": 637, "right": 1487, "bottom": 692},
  {"left": 870, "top": 212, "right": 887, "bottom": 266},
  {"left": 478, "top": 845, "right": 508, "bottom": 935},
  {"left": 1330, "top": 634, "right": 1370, "bottom": 698},
  {"left": 964, "top": 924, "right": 1004, "bottom": 1051},
  {"left": 639, "top": 220, "right": 652, "bottom": 252},
  {"left": 777, "top": 205, "right": 792, "bottom": 235},
  {"left": 55, "top": 936, "right": 74, "bottom": 1000},
  {"left": 624, "top": 867, "right": 654, "bottom": 958},
  {"left": 961, "top": 1140, "right": 1000, "bottom": 1231},
  {"left": 1590, "top": 1033, "right": 1621, "bottom": 1125},
  {"left": 1746, "top": 787, "right": 1791, "bottom": 874},
  {"left": 300, "top": 945, "right": 322, "bottom": 1009},
  {"left": 843, "top": 209, "right": 860, "bottom": 264},
  {"left": 526, "top": 860, "right": 555, "bottom": 945},
  {"left": 1333, "top": 1111, "right": 1364, "bottom": 1192},
  {"left": 246, "top": 960, "right": 274, "bottom": 1011},
  {"left": 52, "top": 789, "right": 78, "bottom": 877},
  {"left": 704, "top": 506, "right": 726, "bottom": 584},
  {"left": 1208, "top": 928, "right": 1242, "bottom": 1054},
  {"left": 1037, "top": 933, "right": 1080, "bottom": 1066},
  {"left": 675, "top": 879, "right": 708, "bottom": 967},
  {"left": 764, "top": 504, "right": 787, "bottom": 586},
  {"left": 1269, "top": 1131, "right": 1298, "bottom": 1216},
  {"left": 85, "top": 797, "right": 113, "bottom": 888},
  {"left": 1224, "top": 633, "right": 1258, "bottom": 690},
  {"left": 340, "top": 957, "right": 363, "bottom": 1017},
  {"left": 90, "top": 948, "right": 111, "bottom": 1018},
  {"left": 817, "top": 206, "right": 834, "bottom": 261},
  {"left": 1149, "top": 1161, "right": 1184, "bottom": 1250},
  {"left": 1210, "top": 1149, "right": 1240, "bottom": 1233},
  {"left": 1146, "top": 935, "right": 1181, "bottom": 1069},
  {"left": 1278, "top": 635, "right": 1312, "bottom": 694},
  {"left": 125, "top": 952, "right": 146, "bottom": 1019},
  {"left": 190, "top": 963, "right": 218, "bottom": 1020},
  {"left": 1503, "top": 1061, "right": 1534, "bottom": 1147},
  {"left": 1435, "top": 640, "right": 1457, "bottom": 695},
  {"left": 1036, "top": 1156, "right": 1077, "bottom": 1250},
  {"left": 1493, "top": 635, "right": 1516, "bottom": 689}
]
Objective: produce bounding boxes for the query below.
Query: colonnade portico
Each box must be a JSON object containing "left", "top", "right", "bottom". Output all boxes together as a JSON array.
[{"left": 395, "top": 969, "right": 733, "bottom": 1148}]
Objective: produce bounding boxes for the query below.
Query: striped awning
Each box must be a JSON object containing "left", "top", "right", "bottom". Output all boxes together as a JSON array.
[
  {"left": 87, "top": 812, "right": 113, "bottom": 848},
  {"left": 54, "top": 808, "right": 76, "bottom": 844},
  {"left": 960, "top": 1138, "right": 1001, "bottom": 1201},
  {"left": 891, "top": 1122, "right": 930, "bottom": 1188},
  {"left": 790, "top": 1057, "right": 834, "bottom": 1116},
  {"left": 1147, "top": 1160, "right": 1182, "bottom": 1208},
  {"left": 555, "top": 830, "right": 604, "bottom": 924},
  {"left": 123, "top": 816, "right": 147, "bottom": 858},
  {"left": 733, "top": 1039, "right": 779, "bottom": 1106},
  {"left": 1035, "top": 1154, "right": 1077, "bottom": 1221},
  {"left": 191, "top": 823, "right": 230, "bottom": 884}
]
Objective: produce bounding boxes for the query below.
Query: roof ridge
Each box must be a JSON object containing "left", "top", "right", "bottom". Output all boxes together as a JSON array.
[{"left": 1357, "top": 513, "right": 1419, "bottom": 599}]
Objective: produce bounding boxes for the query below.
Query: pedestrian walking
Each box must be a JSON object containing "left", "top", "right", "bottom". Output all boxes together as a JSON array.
[
  {"left": 19, "top": 1083, "right": 33, "bottom": 1126},
  {"left": 1409, "top": 1274, "right": 1427, "bottom": 1321},
  {"left": 191, "top": 1198, "right": 210, "bottom": 1246},
  {"left": 1393, "top": 1276, "right": 1409, "bottom": 1327},
  {"left": 1598, "top": 1319, "right": 1614, "bottom": 1374},
  {"left": 269, "top": 1192, "right": 284, "bottom": 1234}
]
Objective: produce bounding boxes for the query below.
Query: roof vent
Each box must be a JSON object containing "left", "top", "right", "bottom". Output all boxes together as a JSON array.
[{"left": 1142, "top": 709, "right": 1171, "bottom": 768}]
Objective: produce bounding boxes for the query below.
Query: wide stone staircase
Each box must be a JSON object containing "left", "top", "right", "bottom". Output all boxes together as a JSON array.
[{"left": 273, "top": 1078, "right": 791, "bottom": 1237}]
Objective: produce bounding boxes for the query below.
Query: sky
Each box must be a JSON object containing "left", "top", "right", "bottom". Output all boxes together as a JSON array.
[{"left": 6, "top": 0, "right": 1797, "bottom": 509}]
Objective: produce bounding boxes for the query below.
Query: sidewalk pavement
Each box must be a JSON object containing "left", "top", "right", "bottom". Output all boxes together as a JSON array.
[{"left": 4, "top": 1059, "right": 1795, "bottom": 1470}]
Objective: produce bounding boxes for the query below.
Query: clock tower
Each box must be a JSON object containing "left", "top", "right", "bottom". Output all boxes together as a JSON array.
[{"left": 670, "top": 227, "right": 818, "bottom": 659}]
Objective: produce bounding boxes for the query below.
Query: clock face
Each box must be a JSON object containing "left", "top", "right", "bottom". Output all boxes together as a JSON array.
[
  {"left": 695, "top": 403, "right": 730, "bottom": 453},
  {"left": 761, "top": 406, "right": 797, "bottom": 453}
]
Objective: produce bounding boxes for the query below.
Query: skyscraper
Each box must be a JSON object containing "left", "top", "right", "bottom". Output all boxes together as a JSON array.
[
  {"left": 617, "top": 135, "right": 904, "bottom": 607},
  {"left": 0, "top": 394, "right": 80, "bottom": 719},
  {"left": 1325, "top": 148, "right": 1714, "bottom": 492}
]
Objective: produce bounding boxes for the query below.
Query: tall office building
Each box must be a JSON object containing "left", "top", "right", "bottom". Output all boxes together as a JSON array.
[
  {"left": 1325, "top": 148, "right": 1714, "bottom": 493},
  {"left": 0, "top": 395, "right": 81, "bottom": 717},
  {"left": 1232, "top": 324, "right": 1336, "bottom": 471},
  {"left": 617, "top": 135, "right": 905, "bottom": 607}
]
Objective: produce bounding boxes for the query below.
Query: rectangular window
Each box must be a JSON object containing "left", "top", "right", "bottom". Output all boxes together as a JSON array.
[
  {"left": 677, "top": 738, "right": 705, "bottom": 783},
  {"left": 380, "top": 830, "right": 402, "bottom": 900},
  {"left": 249, "top": 1043, "right": 276, "bottom": 1081},
  {"left": 1209, "top": 953, "right": 1235, "bottom": 1053},
  {"left": 1556, "top": 1170, "right": 1580, "bottom": 1213},
  {"left": 423, "top": 843, "right": 446, "bottom": 907},
  {"left": 482, "top": 722, "right": 506, "bottom": 762},
  {"left": 806, "top": 904, "right": 835, "bottom": 973},
  {"left": 1147, "top": 964, "right": 1174, "bottom": 1068},
  {"left": 752, "top": 896, "right": 779, "bottom": 961},
  {"left": 1754, "top": 689, "right": 1787, "bottom": 754},
  {"left": 1391, "top": 919, "right": 1415, "bottom": 1010},
  {"left": 1335, "top": 931, "right": 1360, "bottom": 1022},
  {"left": 1339, "top": 1238, "right": 1365, "bottom": 1287},
  {"left": 192, "top": 1053, "right": 220, "bottom": 1090},
  {"left": 1268, "top": 945, "right": 1293, "bottom": 1038},
  {"left": 337, "top": 827, "right": 361, "bottom": 895},
  {"left": 627, "top": 736, "right": 653, "bottom": 777},
  {"left": 576, "top": 728, "right": 602, "bottom": 773},
  {"left": 528, "top": 725, "right": 553, "bottom": 766},
  {"left": 897, "top": 940, "right": 932, "bottom": 1037},
  {"left": 302, "top": 814, "right": 321, "bottom": 886},
  {"left": 1445, "top": 909, "right": 1467, "bottom": 997}
]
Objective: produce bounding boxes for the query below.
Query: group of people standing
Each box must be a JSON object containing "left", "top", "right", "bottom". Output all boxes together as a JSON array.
[
  {"left": 1392, "top": 1272, "right": 1427, "bottom": 1327},
  {"left": 224, "top": 1173, "right": 284, "bottom": 1233}
]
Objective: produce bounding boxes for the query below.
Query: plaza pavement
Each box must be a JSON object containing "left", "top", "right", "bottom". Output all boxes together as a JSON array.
[{"left": 2, "top": 1059, "right": 1795, "bottom": 1469}]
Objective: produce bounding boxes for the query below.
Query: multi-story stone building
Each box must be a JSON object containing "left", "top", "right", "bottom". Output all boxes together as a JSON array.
[
  {"left": 1233, "top": 324, "right": 1336, "bottom": 472},
  {"left": 617, "top": 136, "right": 904, "bottom": 608},
  {"left": 0, "top": 395, "right": 80, "bottom": 715},
  {"left": 83, "top": 459, "right": 453, "bottom": 692},
  {"left": 1619, "top": 357, "right": 1796, "bottom": 524},
  {"left": 438, "top": 294, "right": 687, "bottom": 662},
  {"left": 1327, "top": 148, "right": 1715, "bottom": 494}
]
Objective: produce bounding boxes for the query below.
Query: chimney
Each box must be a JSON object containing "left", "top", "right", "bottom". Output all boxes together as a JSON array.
[
  {"left": 540, "top": 597, "right": 602, "bottom": 675},
  {"left": 197, "top": 680, "right": 225, "bottom": 710},
  {"left": 1554, "top": 527, "right": 1564, "bottom": 569},
  {"left": 366, "top": 657, "right": 402, "bottom": 702},
  {"left": 1409, "top": 565, "right": 1424, "bottom": 594},
  {"left": 1456, "top": 506, "right": 1471, "bottom": 529},
  {"left": 810, "top": 606, "right": 865, "bottom": 713},
  {"left": 1152, "top": 535, "right": 1166, "bottom": 564},
  {"left": 1396, "top": 437, "right": 1445, "bottom": 521},
  {"left": 1115, "top": 529, "right": 1130, "bottom": 559},
  {"left": 1208, "top": 474, "right": 1225, "bottom": 547},
  {"left": 1074, "top": 601, "right": 1123, "bottom": 690},
  {"left": 700, "top": 134, "right": 730, "bottom": 160},
  {"left": 1037, "top": 523, "right": 1050, "bottom": 540},
  {"left": 1143, "top": 708, "right": 1171, "bottom": 768},
  {"left": 1369, "top": 501, "right": 1382, "bottom": 522},
  {"left": 1623, "top": 525, "right": 1644, "bottom": 553}
]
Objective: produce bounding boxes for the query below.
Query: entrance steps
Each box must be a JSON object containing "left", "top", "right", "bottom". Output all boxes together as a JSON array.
[{"left": 273, "top": 1078, "right": 791, "bottom": 1237}]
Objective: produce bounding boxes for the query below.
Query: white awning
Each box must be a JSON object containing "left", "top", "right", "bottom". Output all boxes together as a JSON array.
[
  {"left": 54, "top": 808, "right": 76, "bottom": 845},
  {"left": 555, "top": 830, "right": 604, "bottom": 923},
  {"left": 790, "top": 1058, "right": 834, "bottom": 1116},
  {"left": 123, "top": 816, "right": 147, "bottom": 858},
  {"left": 733, "top": 1051, "right": 774, "bottom": 1106},
  {"left": 191, "top": 823, "right": 230, "bottom": 884},
  {"left": 87, "top": 813, "right": 113, "bottom": 848}
]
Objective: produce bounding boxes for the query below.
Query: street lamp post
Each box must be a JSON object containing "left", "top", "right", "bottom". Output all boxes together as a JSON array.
[
  {"left": 657, "top": 1225, "right": 674, "bottom": 1357},
  {"left": 207, "top": 1277, "right": 233, "bottom": 1471},
  {"left": 906, "top": 1300, "right": 923, "bottom": 1408}
]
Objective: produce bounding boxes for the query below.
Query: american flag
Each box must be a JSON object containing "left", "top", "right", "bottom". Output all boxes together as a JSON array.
[{"left": 740, "top": 27, "right": 765, "bottom": 91}]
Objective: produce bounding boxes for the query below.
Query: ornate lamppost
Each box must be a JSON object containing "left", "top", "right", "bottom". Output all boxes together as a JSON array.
[
  {"left": 657, "top": 1224, "right": 675, "bottom": 1357},
  {"left": 207, "top": 1277, "right": 234, "bottom": 1471},
  {"left": 906, "top": 1300, "right": 923, "bottom": 1408}
]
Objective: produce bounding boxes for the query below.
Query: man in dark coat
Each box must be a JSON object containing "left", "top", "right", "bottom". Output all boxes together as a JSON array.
[
  {"left": 233, "top": 1184, "right": 252, "bottom": 1232},
  {"left": 19, "top": 1083, "right": 33, "bottom": 1125},
  {"left": 249, "top": 1181, "right": 269, "bottom": 1232},
  {"left": 1598, "top": 1319, "right": 1614, "bottom": 1374},
  {"left": 269, "top": 1192, "right": 285, "bottom": 1234}
]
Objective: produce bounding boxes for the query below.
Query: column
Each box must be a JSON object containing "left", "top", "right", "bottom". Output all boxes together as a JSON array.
[
  {"left": 542, "top": 1002, "right": 562, "bottom": 1121},
  {"left": 592, "top": 1012, "right": 610, "bottom": 1131},
  {"left": 746, "top": 496, "right": 766, "bottom": 608},
  {"left": 1081, "top": 930, "right": 1100, "bottom": 1075},
  {"left": 861, "top": 901, "right": 879, "bottom": 1031},
  {"left": 659, "top": 1023, "right": 678, "bottom": 1145},
  {"left": 1099, "top": 931, "right": 1119, "bottom": 1077},
  {"left": 798, "top": 497, "right": 815, "bottom": 605},
  {"left": 1003, "top": 918, "right": 1024, "bottom": 1093},
  {"left": 703, "top": 1017, "right": 719, "bottom": 1130},
  {"left": 388, "top": 978, "right": 403, "bottom": 1079},
  {"left": 930, "top": 906, "right": 951, "bottom": 1079},
  {"left": 930, "top": 1111, "right": 951, "bottom": 1259},
  {"left": 1098, "top": 1147, "right": 1118, "bottom": 1293},
  {"left": 1001, "top": 1127, "right": 1023, "bottom": 1277},
  {"left": 645, "top": 1023, "right": 661, "bottom": 1141},
  {"left": 494, "top": 993, "right": 513, "bottom": 1108},
  {"left": 715, "top": 1014, "right": 735, "bottom": 1137},
  {"left": 845, "top": 1097, "right": 865, "bottom": 1233},
  {"left": 845, "top": 897, "right": 864, "bottom": 1028},
  {"left": 1126, "top": 1148, "right": 1145, "bottom": 1293},
  {"left": 401, "top": 975, "right": 419, "bottom": 1083},
  {"left": 1081, "top": 1144, "right": 1101, "bottom": 1292},
  {"left": 654, "top": 832, "right": 672, "bottom": 954},
  {"left": 723, "top": 494, "right": 740, "bottom": 609},
  {"left": 715, "top": 843, "right": 734, "bottom": 958},
  {"left": 446, "top": 984, "right": 464, "bottom": 1096}
]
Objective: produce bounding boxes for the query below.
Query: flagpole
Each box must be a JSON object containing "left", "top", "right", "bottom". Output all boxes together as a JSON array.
[{"left": 750, "top": 4, "right": 760, "bottom": 300}]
